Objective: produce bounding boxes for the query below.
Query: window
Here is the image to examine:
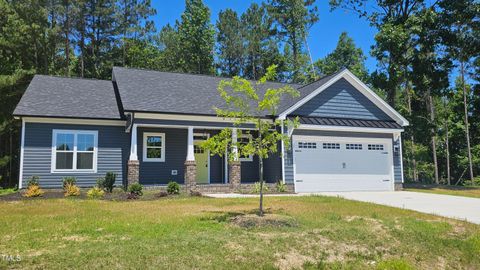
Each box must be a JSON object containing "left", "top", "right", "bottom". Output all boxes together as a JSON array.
[
  {"left": 346, "top": 143, "right": 362, "bottom": 150},
  {"left": 238, "top": 134, "right": 253, "bottom": 162},
  {"left": 298, "top": 142, "right": 316, "bottom": 149},
  {"left": 368, "top": 144, "right": 384, "bottom": 151},
  {"left": 52, "top": 130, "right": 97, "bottom": 172},
  {"left": 323, "top": 143, "right": 340, "bottom": 149},
  {"left": 143, "top": 133, "right": 165, "bottom": 162}
]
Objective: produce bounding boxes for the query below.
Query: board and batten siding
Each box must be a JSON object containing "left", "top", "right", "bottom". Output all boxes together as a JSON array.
[
  {"left": 292, "top": 78, "right": 392, "bottom": 121},
  {"left": 283, "top": 129, "right": 403, "bottom": 184},
  {"left": 22, "top": 122, "right": 129, "bottom": 188}
]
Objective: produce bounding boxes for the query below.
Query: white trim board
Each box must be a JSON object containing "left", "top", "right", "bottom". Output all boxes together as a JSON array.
[
  {"left": 278, "top": 69, "right": 409, "bottom": 126},
  {"left": 298, "top": 124, "right": 403, "bottom": 134},
  {"left": 134, "top": 112, "right": 271, "bottom": 124},
  {"left": 21, "top": 117, "right": 125, "bottom": 126},
  {"left": 18, "top": 119, "right": 25, "bottom": 189}
]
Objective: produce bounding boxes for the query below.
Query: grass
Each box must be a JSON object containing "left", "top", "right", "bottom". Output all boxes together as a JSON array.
[
  {"left": 405, "top": 185, "right": 480, "bottom": 199},
  {"left": 0, "top": 188, "right": 17, "bottom": 196},
  {"left": 0, "top": 193, "right": 479, "bottom": 269}
]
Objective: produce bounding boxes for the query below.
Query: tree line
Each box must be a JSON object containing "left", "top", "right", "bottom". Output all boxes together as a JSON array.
[{"left": 0, "top": 0, "right": 479, "bottom": 187}]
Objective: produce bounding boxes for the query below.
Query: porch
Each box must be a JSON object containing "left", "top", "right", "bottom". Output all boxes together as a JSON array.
[{"left": 126, "top": 120, "right": 282, "bottom": 189}]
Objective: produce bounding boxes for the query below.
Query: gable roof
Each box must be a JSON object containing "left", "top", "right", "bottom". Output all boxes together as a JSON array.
[
  {"left": 278, "top": 69, "right": 409, "bottom": 126},
  {"left": 112, "top": 66, "right": 304, "bottom": 116},
  {"left": 13, "top": 75, "right": 122, "bottom": 120}
]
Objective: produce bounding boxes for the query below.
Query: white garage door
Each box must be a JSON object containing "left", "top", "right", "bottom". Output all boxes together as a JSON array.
[{"left": 293, "top": 136, "right": 393, "bottom": 192}]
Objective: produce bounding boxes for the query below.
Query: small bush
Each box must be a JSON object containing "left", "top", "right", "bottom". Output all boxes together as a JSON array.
[
  {"left": 64, "top": 183, "right": 80, "bottom": 197},
  {"left": 62, "top": 177, "right": 77, "bottom": 188},
  {"left": 128, "top": 183, "right": 143, "bottom": 196},
  {"left": 96, "top": 177, "right": 105, "bottom": 188},
  {"left": 464, "top": 177, "right": 480, "bottom": 187},
  {"left": 275, "top": 181, "right": 287, "bottom": 193},
  {"left": 23, "top": 185, "right": 44, "bottom": 197},
  {"left": 27, "top": 175, "right": 40, "bottom": 187},
  {"left": 167, "top": 181, "right": 180, "bottom": 194},
  {"left": 87, "top": 187, "right": 105, "bottom": 199},
  {"left": 252, "top": 182, "right": 269, "bottom": 194},
  {"left": 103, "top": 172, "right": 116, "bottom": 192}
]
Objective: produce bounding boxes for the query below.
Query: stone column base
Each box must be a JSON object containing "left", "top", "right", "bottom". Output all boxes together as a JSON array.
[
  {"left": 229, "top": 161, "right": 241, "bottom": 190},
  {"left": 184, "top": 160, "right": 197, "bottom": 192},
  {"left": 127, "top": 160, "right": 140, "bottom": 187}
]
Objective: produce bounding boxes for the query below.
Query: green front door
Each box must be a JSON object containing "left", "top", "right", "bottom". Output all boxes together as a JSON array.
[{"left": 194, "top": 142, "right": 209, "bottom": 184}]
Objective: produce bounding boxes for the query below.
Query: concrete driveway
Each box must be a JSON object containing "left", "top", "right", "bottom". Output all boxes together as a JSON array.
[
  {"left": 315, "top": 191, "right": 480, "bottom": 224},
  {"left": 207, "top": 191, "right": 480, "bottom": 224}
]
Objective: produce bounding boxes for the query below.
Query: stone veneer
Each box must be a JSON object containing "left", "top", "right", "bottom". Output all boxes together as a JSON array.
[
  {"left": 184, "top": 160, "right": 197, "bottom": 191},
  {"left": 394, "top": 183, "right": 403, "bottom": 191},
  {"left": 127, "top": 160, "right": 139, "bottom": 186},
  {"left": 229, "top": 161, "right": 241, "bottom": 190}
]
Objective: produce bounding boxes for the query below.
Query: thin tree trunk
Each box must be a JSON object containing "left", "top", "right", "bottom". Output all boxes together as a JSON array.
[
  {"left": 427, "top": 94, "right": 439, "bottom": 184},
  {"left": 461, "top": 61, "right": 474, "bottom": 181},
  {"left": 445, "top": 119, "right": 451, "bottom": 185},
  {"left": 406, "top": 87, "right": 418, "bottom": 181},
  {"left": 303, "top": 34, "right": 316, "bottom": 80},
  {"left": 65, "top": 0, "right": 70, "bottom": 76}
]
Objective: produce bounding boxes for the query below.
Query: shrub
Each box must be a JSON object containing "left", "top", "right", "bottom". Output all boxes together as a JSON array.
[
  {"left": 87, "top": 187, "right": 105, "bottom": 199},
  {"left": 103, "top": 172, "right": 116, "bottom": 192},
  {"left": 64, "top": 183, "right": 80, "bottom": 197},
  {"left": 62, "top": 177, "right": 77, "bottom": 188},
  {"left": 27, "top": 175, "right": 40, "bottom": 187},
  {"left": 128, "top": 183, "right": 143, "bottom": 196},
  {"left": 96, "top": 177, "right": 105, "bottom": 189},
  {"left": 167, "top": 181, "right": 180, "bottom": 194},
  {"left": 276, "top": 181, "right": 287, "bottom": 193},
  {"left": 252, "top": 182, "right": 269, "bottom": 194},
  {"left": 23, "top": 185, "right": 44, "bottom": 197}
]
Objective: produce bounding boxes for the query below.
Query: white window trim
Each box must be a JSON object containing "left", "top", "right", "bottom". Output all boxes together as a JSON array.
[
  {"left": 143, "top": 132, "right": 166, "bottom": 162},
  {"left": 51, "top": 129, "right": 98, "bottom": 173},
  {"left": 238, "top": 134, "right": 253, "bottom": 162}
]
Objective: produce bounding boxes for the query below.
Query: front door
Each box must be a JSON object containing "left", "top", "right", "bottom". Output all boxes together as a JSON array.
[{"left": 194, "top": 136, "right": 209, "bottom": 184}]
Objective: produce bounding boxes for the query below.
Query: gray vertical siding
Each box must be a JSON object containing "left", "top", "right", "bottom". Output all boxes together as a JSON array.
[
  {"left": 22, "top": 122, "right": 128, "bottom": 188},
  {"left": 284, "top": 126, "right": 295, "bottom": 184},
  {"left": 293, "top": 78, "right": 392, "bottom": 121}
]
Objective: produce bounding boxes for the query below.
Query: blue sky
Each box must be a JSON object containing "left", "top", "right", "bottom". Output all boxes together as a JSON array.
[{"left": 151, "top": 0, "right": 378, "bottom": 72}]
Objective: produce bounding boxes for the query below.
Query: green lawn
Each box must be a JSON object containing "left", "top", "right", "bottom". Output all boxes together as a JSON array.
[
  {"left": 405, "top": 185, "right": 480, "bottom": 199},
  {"left": 0, "top": 194, "right": 479, "bottom": 269}
]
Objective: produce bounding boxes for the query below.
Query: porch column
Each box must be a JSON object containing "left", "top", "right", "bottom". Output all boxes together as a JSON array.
[
  {"left": 229, "top": 128, "right": 241, "bottom": 190},
  {"left": 127, "top": 124, "right": 139, "bottom": 186},
  {"left": 184, "top": 126, "right": 197, "bottom": 191}
]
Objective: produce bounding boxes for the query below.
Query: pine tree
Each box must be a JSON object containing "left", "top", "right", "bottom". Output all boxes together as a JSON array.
[
  {"left": 177, "top": 0, "right": 215, "bottom": 74},
  {"left": 216, "top": 9, "right": 243, "bottom": 77}
]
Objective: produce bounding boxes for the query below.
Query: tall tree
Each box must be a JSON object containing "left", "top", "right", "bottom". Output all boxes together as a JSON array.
[
  {"left": 267, "top": 0, "right": 318, "bottom": 82},
  {"left": 216, "top": 9, "right": 243, "bottom": 77},
  {"left": 314, "top": 32, "right": 369, "bottom": 81},
  {"left": 177, "top": 0, "right": 215, "bottom": 74}
]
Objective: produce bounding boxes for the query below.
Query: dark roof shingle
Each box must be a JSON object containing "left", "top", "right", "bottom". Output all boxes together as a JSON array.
[
  {"left": 293, "top": 116, "right": 402, "bottom": 129},
  {"left": 13, "top": 75, "right": 122, "bottom": 120}
]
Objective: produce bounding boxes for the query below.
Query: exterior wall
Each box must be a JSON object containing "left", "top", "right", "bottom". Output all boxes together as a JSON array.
[
  {"left": 292, "top": 78, "right": 392, "bottom": 121},
  {"left": 137, "top": 127, "right": 227, "bottom": 185},
  {"left": 283, "top": 129, "right": 401, "bottom": 184},
  {"left": 22, "top": 122, "right": 128, "bottom": 188},
  {"left": 393, "top": 136, "right": 403, "bottom": 183}
]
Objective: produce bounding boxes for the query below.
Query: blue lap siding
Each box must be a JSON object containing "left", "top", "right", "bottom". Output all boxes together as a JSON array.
[
  {"left": 293, "top": 78, "right": 391, "bottom": 121},
  {"left": 22, "top": 122, "right": 128, "bottom": 188}
]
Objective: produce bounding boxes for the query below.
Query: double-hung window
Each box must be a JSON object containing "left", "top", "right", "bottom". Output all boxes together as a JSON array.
[
  {"left": 52, "top": 130, "right": 98, "bottom": 172},
  {"left": 238, "top": 134, "right": 253, "bottom": 162},
  {"left": 143, "top": 133, "right": 165, "bottom": 162}
]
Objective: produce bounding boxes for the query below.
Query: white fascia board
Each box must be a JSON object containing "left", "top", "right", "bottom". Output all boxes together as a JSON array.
[
  {"left": 278, "top": 69, "right": 409, "bottom": 126},
  {"left": 299, "top": 124, "right": 404, "bottom": 134},
  {"left": 22, "top": 117, "right": 126, "bottom": 126}
]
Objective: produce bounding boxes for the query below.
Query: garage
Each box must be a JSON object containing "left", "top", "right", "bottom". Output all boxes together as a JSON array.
[{"left": 293, "top": 136, "right": 393, "bottom": 192}]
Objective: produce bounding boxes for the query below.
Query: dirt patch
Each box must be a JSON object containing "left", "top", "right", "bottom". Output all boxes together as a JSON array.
[
  {"left": 62, "top": 235, "right": 89, "bottom": 242},
  {"left": 275, "top": 250, "right": 315, "bottom": 270},
  {"left": 230, "top": 214, "right": 298, "bottom": 228}
]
